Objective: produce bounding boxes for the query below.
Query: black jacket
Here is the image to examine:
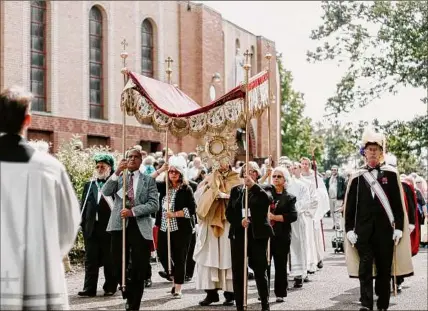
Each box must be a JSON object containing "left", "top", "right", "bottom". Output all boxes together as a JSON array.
[
  {"left": 345, "top": 168, "right": 404, "bottom": 242},
  {"left": 226, "top": 184, "right": 274, "bottom": 240},
  {"left": 263, "top": 185, "right": 298, "bottom": 239},
  {"left": 81, "top": 179, "right": 113, "bottom": 238},
  {"left": 155, "top": 181, "right": 196, "bottom": 234},
  {"left": 325, "top": 175, "right": 347, "bottom": 200}
]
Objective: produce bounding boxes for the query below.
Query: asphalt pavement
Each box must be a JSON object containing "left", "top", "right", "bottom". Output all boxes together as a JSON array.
[{"left": 67, "top": 217, "right": 428, "bottom": 310}]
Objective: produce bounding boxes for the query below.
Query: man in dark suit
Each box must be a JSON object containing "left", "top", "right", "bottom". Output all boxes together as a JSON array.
[
  {"left": 226, "top": 162, "right": 274, "bottom": 311},
  {"left": 78, "top": 154, "right": 117, "bottom": 297},
  {"left": 102, "top": 148, "right": 159, "bottom": 311},
  {"left": 325, "top": 165, "right": 346, "bottom": 228},
  {"left": 344, "top": 129, "right": 412, "bottom": 311}
]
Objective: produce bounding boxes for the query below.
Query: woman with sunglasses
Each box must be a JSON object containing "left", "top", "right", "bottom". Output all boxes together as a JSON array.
[
  {"left": 226, "top": 162, "right": 274, "bottom": 311},
  {"left": 264, "top": 166, "right": 297, "bottom": 302},
  {"left": 153, "top": 155, "right": 196, "bottom": 299}
]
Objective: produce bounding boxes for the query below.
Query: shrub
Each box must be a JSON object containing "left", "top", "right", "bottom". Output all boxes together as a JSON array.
[{"left": 54, "top": 135, "right": 121, "bottom": 264}]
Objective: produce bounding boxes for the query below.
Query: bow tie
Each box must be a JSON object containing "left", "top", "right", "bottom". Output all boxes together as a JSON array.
[{"left": 367, "top": 165, "right": 380, "bottom": 172}]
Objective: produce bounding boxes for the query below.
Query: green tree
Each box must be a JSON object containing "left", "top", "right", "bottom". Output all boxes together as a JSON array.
[
  {"left": 374, "top": 115, "right": 428, "bottom": 174},
  {"left": 277, "top": 54, "right": 324, "bottom": 162},
  {"left": 307, "top": 1, "right": 428, "bottom": 116},
  {"left": 322, "top": 121, "right": 359, "bottom": 170}
]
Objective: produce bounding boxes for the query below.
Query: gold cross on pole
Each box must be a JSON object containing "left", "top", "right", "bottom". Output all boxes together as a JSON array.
[
  {"left": 121, "top": 39, "right": 128, "bottom": 51},
  {"left": 244, "top": 49, "right": 253, "bottom": 65},
  {"left": 165, "top": 57, "right": 173, "bottom": 84}
]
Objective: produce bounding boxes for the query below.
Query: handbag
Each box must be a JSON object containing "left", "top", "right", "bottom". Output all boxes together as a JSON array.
[{"left": 421, "top": 218, "right": 428, "bottom": 243}]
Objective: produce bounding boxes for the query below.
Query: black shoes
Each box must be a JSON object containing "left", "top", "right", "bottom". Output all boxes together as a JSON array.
[
  {"left": 294, "top": 277, "right": 303, "bottom": 288},
  {"left": 223, "top": 298, "right": 234, "bottom": 306},
  {"left": 158, "top": 271, "right": 173, "bottom": 281},
  {"left": 317, "top": 261, "right": 324, "bottom": 269},
  {"left": 78, "top": 290, "right": 96, "bottom": 297},
  {"left": 144, "top": 279, "right": 152, "bottom": 288},
  {"left": 184, "top": 276, "right": 192, "bottom": 282},
  {"left": 199, "top": 296, "right": 220, "bottom": 306}
]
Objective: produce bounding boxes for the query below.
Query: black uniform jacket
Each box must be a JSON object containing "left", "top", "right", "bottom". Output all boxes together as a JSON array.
[
  {"left": 345, "top": 167, "right": 404, "bottom": 243},
  {"left": 81, "top": 179, "right": 113, "bottom": 238},
  {"left": 226, "top": 184, "right": 274, "bottom": 240}
]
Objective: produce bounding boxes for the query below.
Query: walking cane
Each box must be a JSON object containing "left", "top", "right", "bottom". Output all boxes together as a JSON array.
[
  {"left": 392, "top": 223, "right": 398, "bottom": 296},
  {"left": 242, "top": 49, "right": 252, "bottom": 311},
  {"left": 119, "top": 39, "right": 129, "bottom": 299},
  {"left": 165, "top": 57, "right": 173, "bottom": 277}
]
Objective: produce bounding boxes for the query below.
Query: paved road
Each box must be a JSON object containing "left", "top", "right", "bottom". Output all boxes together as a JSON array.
[{"left": 67, "top": 218, "right": 428, "bottom": 310}]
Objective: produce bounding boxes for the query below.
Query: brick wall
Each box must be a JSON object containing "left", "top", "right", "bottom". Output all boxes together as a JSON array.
[{"left": 2, "top": 1, "right": 279, "bottom": 161}]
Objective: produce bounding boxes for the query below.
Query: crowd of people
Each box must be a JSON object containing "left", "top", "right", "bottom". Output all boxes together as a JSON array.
[{"left": 1, "top": 86, "right": 427, "bottom": 311}]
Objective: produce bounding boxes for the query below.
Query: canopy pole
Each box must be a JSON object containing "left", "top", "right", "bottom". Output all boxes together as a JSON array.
[
  {"left": 265, "top": 43, "right": 273, "bottom": 279},
  {"left": 242, "top": 49, "right": 252, "bottom": 311},
  {"left": 165, "top": 56, "right": 173, "bottom": 277},
  {"left": 120, "top": 38, "right": 129, "bottom": 297}
]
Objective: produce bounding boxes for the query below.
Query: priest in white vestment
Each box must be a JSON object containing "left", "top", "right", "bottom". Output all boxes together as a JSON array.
[
  {"left": 279, "top": 160, "right": 310, "bottom": 287},
  {"left": 0, "top": 86, "right": 81, "bottom": 310},
  {"left": 300, "top": 157, "right": 330, "bottom": 269},
  {"left": 292, "top": 162, "right": 318, "bottom": 275},
  {"left": 193, "top": 158, "right": 241, "bottom": 306}
]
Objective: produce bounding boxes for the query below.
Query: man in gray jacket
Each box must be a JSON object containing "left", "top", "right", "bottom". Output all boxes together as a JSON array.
[{"left": 102, "top": 148, "right": 159, "bottom": 311}]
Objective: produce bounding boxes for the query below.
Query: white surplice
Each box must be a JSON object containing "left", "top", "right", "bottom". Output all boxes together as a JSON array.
[
  {"left": 301, "top": 172, "right": 330, "bottom": 263},
  {"left": 296, "top": 176, "right": 318, "bottom": 272},
  {"left": 287, "top": 177, "right": 310, "bottom": 277},
  {"left": 193, "top": 221, "right": 233, "bottom": 291},
  {"left": 1, "top": 150, "right": 81, "bottom": 310}
]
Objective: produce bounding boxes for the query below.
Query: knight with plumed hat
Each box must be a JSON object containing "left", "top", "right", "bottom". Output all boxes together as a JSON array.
[{"left": 342, "top": 127, "right": 413, "bottom": 311}]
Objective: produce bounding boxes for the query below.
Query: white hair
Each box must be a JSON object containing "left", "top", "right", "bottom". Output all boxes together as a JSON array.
[{"left": 272, "top": 166, "right": 291, "bottom": 186}]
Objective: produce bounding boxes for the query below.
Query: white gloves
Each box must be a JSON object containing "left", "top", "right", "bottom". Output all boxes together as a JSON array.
[
  {"left": 409, "top": 224, "right": 415, "bottom": 234},
  {"left": 346, "top": 230, "right": 358, "bottom": 245},
  {"left": 393, "top": 229, "right": 403, "bottom": 245}
]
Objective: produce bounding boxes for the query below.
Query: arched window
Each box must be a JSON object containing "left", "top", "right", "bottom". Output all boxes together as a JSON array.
[
  {"left": 30, "top": 0, "right": 47, "bottom": 112},
  {"left": 141, "top": 19, "right": 154, "bottom": 78},
  {"left": 89, "top": 6, "right": 103, "bottom": 119},
  {"left": 235, "top": 38, "right": 240, "bottom": 54}
]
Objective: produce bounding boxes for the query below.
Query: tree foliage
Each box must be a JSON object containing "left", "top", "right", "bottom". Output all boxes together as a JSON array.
[
  {"left": 308, "top": 1, "right": 428, "bottom": 116},
  {"left": 277, "top": 54, "right": 324, "bottom": 163},
  {"left": 374, "top": 115, "right": 428, "bottom": 174}
]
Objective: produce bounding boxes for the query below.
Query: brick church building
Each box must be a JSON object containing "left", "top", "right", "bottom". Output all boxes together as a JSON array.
[{"left": 0, "top": 1, "right": 280, "bottom": 163}]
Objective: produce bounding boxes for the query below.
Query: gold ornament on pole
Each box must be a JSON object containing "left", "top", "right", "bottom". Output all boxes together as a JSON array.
[
  {"left": 243, "top": 48, "right": 252, "bottom": 311},
  {"left": 120, "top": 38, "right": 129, "bottom": 297},
  {"left": 165, "top": 56, "right": 173, "bottom": 276}
]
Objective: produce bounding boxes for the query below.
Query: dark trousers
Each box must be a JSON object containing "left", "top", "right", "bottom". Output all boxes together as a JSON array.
[
  {"left": 111, "top": 219, "right": 151, "bottom": 310},
  {"left": 157, "top": 229, "right": 191, "bottom": 284},
  {"left": 357, "top": 235, "right": 394, "bottom": 310},
  {"left": 231, "top": 232, "right": 269, "bottom": 308},
  {"left": 269, "top": 236, "right": 290, "bottom": 298},
  {"left": 186, "top": 232, "right": 196, "bottom": 278},
  {"left": 83, "top": 221, "right": 117, "bottom": 293}
]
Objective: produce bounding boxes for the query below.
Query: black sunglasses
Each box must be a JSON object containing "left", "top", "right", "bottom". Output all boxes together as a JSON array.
[{"left": 272, "top": 175, "right": 283, "bottom": 179}]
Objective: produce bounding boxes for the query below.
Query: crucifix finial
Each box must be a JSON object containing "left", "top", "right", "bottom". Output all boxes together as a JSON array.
[
  {"left": 121, "top": 39, "right": 128, "bottom": 51},
  {"left": 165, "top": 57, "right": 173, "bottom": 69},
  {"left": 244, "top": 49, "right": 253, "bottom": 64}
]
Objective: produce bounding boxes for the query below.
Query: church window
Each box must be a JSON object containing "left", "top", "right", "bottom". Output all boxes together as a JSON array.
[
  {"left": 141, "top": 19, "right": 154, "bottom": 78},
  {"left": 30, "top": 0, "right": 47, "bottom": 112},
  {"left": 89, "top": 6, "right": 104, "bottom": 119}
]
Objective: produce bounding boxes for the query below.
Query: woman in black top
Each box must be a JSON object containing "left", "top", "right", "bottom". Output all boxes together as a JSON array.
[
  {"left": 226, "top": 162, "right": 274, "bottom": 311},
  {"left": 264, "top": 166, "right": 297, "bottom": 302},
  {"left": 154, "top": 155, "right": 196, "bottom": 298}
]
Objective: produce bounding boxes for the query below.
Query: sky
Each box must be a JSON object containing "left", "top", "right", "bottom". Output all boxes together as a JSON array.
[{"left": 197, "top": 1, "right": 426, "bottom": 125}]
